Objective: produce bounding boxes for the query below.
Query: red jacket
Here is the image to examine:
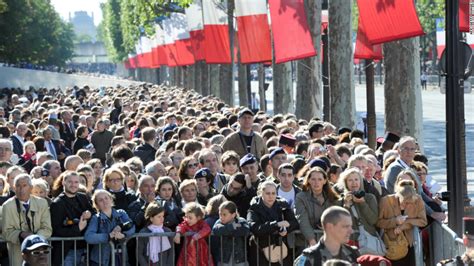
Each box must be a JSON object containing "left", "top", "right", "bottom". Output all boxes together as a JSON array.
[{"left": 176, "top": 219, "right": 213, "bottom": 266}]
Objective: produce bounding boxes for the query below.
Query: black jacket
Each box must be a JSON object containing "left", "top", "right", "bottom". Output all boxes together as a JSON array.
[
  {"left": 127, "top": 197, "right": 148, "bottom": 231},
  {"left": 155, "top": 198, "right": 183, "bottom": 231},
  {"left": 295, "top": 238, "right": 360, "bottom": 266},
  {"left": 133, "top": 143, "right": 157, "bottom": 167},
  {"left": 73, "top": 137, "right": 90, "bottom": 154},
  {"left": 10, "top": 135, "right": 23, "bottom": 156},
  {"left": 110, "top": 189, "right": 137, "bottom": 211},
  {"left": 221, "top": 184, "right": 257, "bottom": 218},
  {"left": 50, "top": 192, "right": 94, "bottom": 266},
  {"left": 247, "top": 196, "right": 299, "bottom": 248}
]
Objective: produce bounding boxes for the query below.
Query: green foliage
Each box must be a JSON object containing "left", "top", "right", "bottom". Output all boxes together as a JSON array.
[
  {"left": 0, "top": 0, "right": 7, "bottom": 13},
  {"left": 0, "top": 0, "right": 75, "bottom": 66},
  {"left": 102, "top": 0, "right": 193, "bottom": 62},
  {"left": 416, "top": 0, "right": 444, "bottom": 35}
]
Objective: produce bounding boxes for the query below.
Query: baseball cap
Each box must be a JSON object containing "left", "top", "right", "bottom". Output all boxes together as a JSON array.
[
  {"left": 21, "top": 235, "right": 50, "bottom": 253},
  {"left": 238, "top": 108, "right": 254, "bottom": 118}
]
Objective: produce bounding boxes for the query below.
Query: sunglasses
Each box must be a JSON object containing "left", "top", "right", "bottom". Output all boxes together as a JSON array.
[
  {"left": 30, "top": 249, "right": 50, "bottom": 256},
  {"left": 187, "top": 163, "right": 198, "bottom": 168}
]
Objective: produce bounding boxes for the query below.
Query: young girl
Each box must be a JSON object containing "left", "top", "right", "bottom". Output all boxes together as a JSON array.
[
  {"left": 174, "top": 202, "right": 213, "bottom": 266},
  {"left": 221, "top": 151, "right": 240, "bottom": 176},
  {"left": 137, "top": 203, "right": 173, "bottom": 266},
  {"left": 212, "top": 201, "right": 250, "bottom": 266},
  {"left": 20, "top": 141, "right": 36, "bottom": 172}
]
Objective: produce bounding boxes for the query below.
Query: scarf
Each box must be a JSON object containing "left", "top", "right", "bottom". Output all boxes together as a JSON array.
[{"left": 147, "top": 224, "right": 171, "bottom": 263}]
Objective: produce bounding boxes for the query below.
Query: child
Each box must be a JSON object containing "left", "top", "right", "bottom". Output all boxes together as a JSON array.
[
  {"left": 212, "top": 201, "right": 250, "bottom": 266},
  {"left": 20, "top": 141, "right": 36, "bottom": 172},
  {"left": 137, "top": 203, "right": 173, "bottom": 266},
  {"left": 221, "top": 151, "right": 240, "bottom": 176},
  {"left": 174, "top": 202, "right": 213, "bottom": 266},
  {"left": 31, "top": 178, "right": 52, "bottom": 206}
]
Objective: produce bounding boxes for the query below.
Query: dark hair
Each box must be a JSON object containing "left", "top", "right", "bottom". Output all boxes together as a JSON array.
[
  {"left": 76, "top": 126, "right": 88, "bottom": 138},
  {"left": 111, "top": 145, "right": 134, "bottom": 162},
  {"left": 144, "top": 202, "right": 166, "bottom": 225},
  {"left": 302, "top": 167, "right": 339, "bottom": 202},
  {"left": 219, "top": 201, "right": 239, "bottom": 217}
]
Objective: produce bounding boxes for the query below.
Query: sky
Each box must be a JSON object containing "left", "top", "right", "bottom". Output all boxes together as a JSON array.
[{"left": 51, "top": 0, "right": 106, "bottom": 26}]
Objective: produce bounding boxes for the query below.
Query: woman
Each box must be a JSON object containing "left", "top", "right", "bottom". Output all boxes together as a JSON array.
[
  {"left": 73, "top": 126, "right": 91, "bottom": 154},
  {"left": 177, "top": 156, "right": 199, "bottom": 182},
  {"left": 295, "top": 167, "right": 340, "bottom": 247},
  {"left": 85, "top": 190, "right": 135, "bottom": 266},
  {"left": 377, "top": 178, "right": 427, "bottom": 265},
  {"left": 86, "top": 158, "right": 103, "bottom": 189},
  {"left": 247, "top": 181, "right": 299, "bottom": 266},
  {"left": 155, "top": 176, "right": 183, "bottom": 230},
  {"left": 178, "top": 179, "right": 199, "bottom": 207},
  {"left": 338, "top": 168, "right": 378, "bottom": 246},
  {"left": 102, "top": 167, "right": 137, "bottom": 211}
]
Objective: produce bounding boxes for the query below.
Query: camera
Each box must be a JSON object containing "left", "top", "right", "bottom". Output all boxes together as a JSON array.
[
  {"left": 119, "top": 221, "right": 133, "bottom": 231},
  {"left": 41, "top": 169, "right": 49, "bottom": 177},
  {"left": 353, "top": 190, "right": 366, "bottom": 199},
  {"left": 437, "top": 191, "right": 450, "bottom": 201},
  {"left": 63, "top": 218, "right": 79, "bottom": 226}
]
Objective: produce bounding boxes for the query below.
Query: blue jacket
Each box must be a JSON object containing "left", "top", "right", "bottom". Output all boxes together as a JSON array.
[
  {"left": 84, "top": 209, "right": 135, "bottom": 266},
  {"left": 212, "top": 217, "right": 250, "bottom": 264}
]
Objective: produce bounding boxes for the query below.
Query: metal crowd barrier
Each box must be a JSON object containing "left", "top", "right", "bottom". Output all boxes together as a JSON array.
[
  {"left": 428, "top": 221, "right": 466, "bottom": 265},
  {"left": 0, "top": 227, "right": 428, "bottom": 265}
]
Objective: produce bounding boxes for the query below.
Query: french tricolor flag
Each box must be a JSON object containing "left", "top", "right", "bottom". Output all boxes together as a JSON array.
[
  {"left": 354, "top": 17, "right": 383, "bottom": 60},
  {"left": 151, "top": 26, "right": 163, "bottom": 68},
  {"left": 202, "top": 0, "right": 231, "bottom": 64},
  {"left": 162, "top": 18, "right": 179, "bottom": 67},
  {"left": 169, "top": 13, "right": 195, "bottom": 66},
  {"left": 136, "top": 36, "right": 153, "bottom": 68},
  {"left": 155, "top": 24, "right": 169, "bottom": 67},
  {"left": 186, "top": 1, "right": 206, "bottom": 61},
  {"left": 234, "top": 0, "right": 272, "bottom": 64}
]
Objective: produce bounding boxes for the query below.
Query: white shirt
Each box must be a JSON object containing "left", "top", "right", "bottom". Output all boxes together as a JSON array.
[{"left": 278, "top": 186, "right": 295, "bottom": 208}]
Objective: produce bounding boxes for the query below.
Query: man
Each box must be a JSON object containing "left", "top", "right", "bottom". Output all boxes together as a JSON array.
[
  {"left": 308, "top": 121, "right": 325, "bottom": 140},
  {"left": 59, "top": 110, "right": 76, "bottom": 149},
  {"left": 199, "top": 149, "right": 228, "bottom": 192},
  {"left": 133, "top": 127, "right": 157, "bottom": 166},
  {"left": 295, "top": 206, "right": 360, "bottom": 265},
  {"left": 276, "top": 163, "right": 301, "bottom": 208},
  {"left": 266, "top": 147, "right": 288, "bottom": 184},
  {"left": 384, "top": 136, "right": 446, "bottom": 222},
  {"left": 240, "top": 153, "right": 262, "bottom": 189},
  {"left": 64, "top": 155, "right": 84, "bottom": 171},
  {"left": 43, "top": 128, "right": 69, "bottom": 162},
  {"left": 90, "top": 119, "right": 114, "bottom": 164},
  {"left": 127, "top": 175, "right": 156, "bottom": 231},
  {"left": 41, "top": 160, "right": 62, "bottom": 188},
  {"left": 220, "top": 173, "right": 256, "bottom": 218},
  {"left": 0, "top": 139, "right": 13, "bottom": 163},
  {"left": 177, "top": 126, "right": 193, "bottom": 141},
  {"left": 46, "top": 113, "right": 61, "bottom": 140},
  {"left": 21, "top": 234, "right": 51, "bottom": 266},
  {"left": 169, "top": 150, "right": 185, "bottom": 169},
  {"left": 10, "top": 122, "right": 28, "bottom": 156},
  {"left": 375, "top": 132, "right": 400, "bottom": 167},
  {"left": 279, "top": 134, "right": 296, "bottom": 154},
  {"left": 50, "top": 171, "right": 93, "bottom": 265},
  {"left": 4, "top": 165, "right": 26, "bottom": 198},
  {"left": 2, "top": 174, "right": 52, "bottom": 266},
  {"left": 222, "top": 108, "right": 268, "bottom": 160},
  {"left": 145, "top": 161, "right": 166, "bottom": 181}
]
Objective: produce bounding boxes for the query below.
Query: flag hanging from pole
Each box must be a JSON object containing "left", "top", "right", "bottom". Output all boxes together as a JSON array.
[
  {"left": 202, "top": 0, "right": 231, "bottom": 64},
  {"left": 186, "top": 0, "right": 206, "bottom": 61},
  {"left": 354, "top": 18, "right": 383, "bottom": 60},
  {"left": 235, "top": 0, "right": 272, "bottom": 64},
  {"left": 162, "top": 18, "right": 179, "bottom": 67},
  {"left": 268, "top": 0, "right": 316, "bottom": 63},
  {"left": 169, "top": 13, "right": 195, "bottom": 66},
  {"left": 357, "top": 0, "right": 424, "bottom": 44}
]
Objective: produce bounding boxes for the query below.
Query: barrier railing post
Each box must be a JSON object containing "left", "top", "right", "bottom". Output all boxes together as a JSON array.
[
  {"left": 413, "top": 226, "right": 423, "bottom": 266},
  {"left": 109, "top": 241, "right": 115, "bottom": 266}
]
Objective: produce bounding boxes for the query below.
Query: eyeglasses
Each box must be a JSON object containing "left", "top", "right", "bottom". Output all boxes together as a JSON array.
[
  {"left": 401, "top": 147, "right": 417, "bottom": 152},
  {"left": 187, "top": 163, "right": 198, "bottom": 168},
  {"left": 0, "top": 147, "right": 11, "bottom": 152},
  {"left": 30, "top": 249, "right": 50, "bottom": 256}
]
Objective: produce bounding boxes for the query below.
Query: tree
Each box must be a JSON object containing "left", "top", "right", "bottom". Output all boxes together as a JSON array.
[
  {"left": 295, "top": 0, "right": 323, "bottom": 120},
  {"left": 328, "top": 0, "right": 355, "bottom": 129},
  {"left": 0, "top": 0, "right": 75, "bottom": 66}
]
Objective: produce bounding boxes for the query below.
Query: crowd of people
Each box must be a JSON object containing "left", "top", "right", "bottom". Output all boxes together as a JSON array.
[{"left": 0, "top": 84, "right": 446, "bottom": 265}]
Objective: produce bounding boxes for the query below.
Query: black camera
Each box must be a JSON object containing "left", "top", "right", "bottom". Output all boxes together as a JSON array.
[
  {"left": 437, "top": 191, "right": 450, "bottom": 201},
  {"left": 119, "top": 221, "right": 133, "bottom": 231},
  {"left": 41, "top": 168, "right": 49, "bottom": 177},
  {"left": 353, "top": 190, "right": 366, "bottom": 199}
]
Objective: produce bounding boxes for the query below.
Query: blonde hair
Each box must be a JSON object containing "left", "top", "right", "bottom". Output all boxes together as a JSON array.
[
  {"left": 257, "top": 180, "right": 277, "bottom": 196},
  {"left": 102, "top": 167, "right": 125, "bottom": 190},
  {"left": 32, "top": 178, "right": 49, "bottom": 193},
  {"left": 337, "top": 167, "right": 364, "bottom": 193},
  {"left": 395, "top": 180, "right": 418, "bottom": 203},
  {"left": 23, "top": 141, "right": 35, "bottom": 154}
]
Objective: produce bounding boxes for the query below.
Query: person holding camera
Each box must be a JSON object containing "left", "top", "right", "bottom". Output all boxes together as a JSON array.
[
  {"left": 85, "top": 189, "right": 135, "bottom": 266},
  {"left": 337, "top": 168, "right": 379, "bottom": 247},
  {"left": 50, "top": 171, "right": 94, "bottom": 265}
]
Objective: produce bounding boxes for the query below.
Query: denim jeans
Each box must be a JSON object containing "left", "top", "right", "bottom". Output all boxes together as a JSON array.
[{"left": 63, "top": 248, "right": 86, "bottom": 266}]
